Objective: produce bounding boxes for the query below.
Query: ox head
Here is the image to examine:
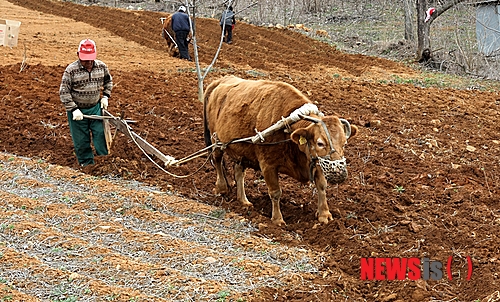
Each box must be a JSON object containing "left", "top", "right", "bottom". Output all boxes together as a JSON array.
[{"left": 290, "top": 116, "right": 357, "bottom": 184}]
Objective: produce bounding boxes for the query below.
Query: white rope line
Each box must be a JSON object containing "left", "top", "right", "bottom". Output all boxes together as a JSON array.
[{"left": 122, "top": 120, "right": 212, "bottom": 179}]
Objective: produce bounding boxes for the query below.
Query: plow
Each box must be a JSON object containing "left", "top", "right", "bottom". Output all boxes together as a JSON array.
[{"left": 83, "top": 110, "right": 187, "bottom": 176}]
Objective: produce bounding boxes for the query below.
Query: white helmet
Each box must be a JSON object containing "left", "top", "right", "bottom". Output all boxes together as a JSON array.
[{"left": 178, "top": 6, "right": 186, "bottom": 12}]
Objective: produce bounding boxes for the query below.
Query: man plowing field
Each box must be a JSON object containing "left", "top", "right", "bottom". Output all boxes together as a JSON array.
[{"left": 59, "top": 39, "right": 113, "bottom": 166}]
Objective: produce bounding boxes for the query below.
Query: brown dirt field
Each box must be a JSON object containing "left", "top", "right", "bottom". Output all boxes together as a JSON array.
[{"left": 1, "top": 0, "right": 500, "bottom": 301}]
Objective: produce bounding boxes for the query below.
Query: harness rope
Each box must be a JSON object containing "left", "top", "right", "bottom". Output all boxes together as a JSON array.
[
  {"left": 92, "top": 104, "right": 336, "bottom": 180},
  {"left": 165, "top": 104, "right": 324, "bottom": 170}
]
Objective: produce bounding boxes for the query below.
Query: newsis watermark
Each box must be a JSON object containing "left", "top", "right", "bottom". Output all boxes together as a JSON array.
[{"left": 360, "top": 256, "right": 473, "bottom": 281}]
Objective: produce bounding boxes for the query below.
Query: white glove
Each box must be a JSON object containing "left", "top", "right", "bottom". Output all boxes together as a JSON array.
[
  {"left": 100, "top": 96, "right": 109, "bottom": 110},
  {"left": 72, "top": 109, "right": 83, "bottom": 121}
]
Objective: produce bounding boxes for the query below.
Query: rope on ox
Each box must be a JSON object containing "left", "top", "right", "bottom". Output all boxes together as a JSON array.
[
  {"left": 250, "top": 103, "right": 323, "bottom": 143},
  {"left": 118, "top": 103, "right": 323, "bottom": 179},
  {"left": 207, "top": 103, "right": 323, "bottom": 148},
  {"left": 166, "top": 103, "right": 322, "bottom": 164}
]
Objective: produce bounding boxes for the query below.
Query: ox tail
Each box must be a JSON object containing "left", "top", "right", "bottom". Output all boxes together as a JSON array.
[{"left": 203, "top": 109, "right": 211, "bottom": 148}]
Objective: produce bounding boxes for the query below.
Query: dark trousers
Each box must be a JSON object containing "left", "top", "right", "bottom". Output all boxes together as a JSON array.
[
  {"left": 67, "top": 103, "right": 108, "bottom": 166},
  {"left": 175, "top": 30, "right": 191, "bottom": 60},
  {"left": 221, "top": 25, "right": 233, "bottom": 43}
]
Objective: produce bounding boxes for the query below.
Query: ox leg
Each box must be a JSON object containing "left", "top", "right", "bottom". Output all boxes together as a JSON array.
[
  {"left": 262, "top": 168, "right": 285, "bottom": 226},
  {"left": 212, "top": 150, "right": 229, "bottom": 195},
  {"left": 169, "top": 45, "right": 177, "bottom": 57},
  {"left": 234, "top": 163, "right": 253, "bottom": 207},
  {"left": 314, "top": 176, "right": 333, "bottom": 224}
]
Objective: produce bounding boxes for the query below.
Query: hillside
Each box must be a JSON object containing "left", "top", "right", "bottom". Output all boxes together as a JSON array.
[{"left": 1, "top": 0, "right": 500, "bottom": 301}]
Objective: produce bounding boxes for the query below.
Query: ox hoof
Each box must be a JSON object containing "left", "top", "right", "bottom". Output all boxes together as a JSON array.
[
  {"left": 214, "top": 187, "right": 229, "bottom": 196},
  {"left": 240, "top": 200, "right": 253, "bottom": 208},
  {"left": 271, "top": 218, "right": 286, "bottom": 227},
  {"left": 317, "top": 211, "right": 333, "bottom": 224}
]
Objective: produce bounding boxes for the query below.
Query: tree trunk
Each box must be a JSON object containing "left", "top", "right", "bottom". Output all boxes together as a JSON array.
[
  {"left": 416, "top": 0, "right": 430, "bottom": 61},
  {"left": 190, "top": 0, "right": 204, "bottom": 103}
]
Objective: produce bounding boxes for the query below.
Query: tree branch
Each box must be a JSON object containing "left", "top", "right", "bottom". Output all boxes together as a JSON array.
[{"left": 431, "top": 0, "right": 469, "bottom": 22}]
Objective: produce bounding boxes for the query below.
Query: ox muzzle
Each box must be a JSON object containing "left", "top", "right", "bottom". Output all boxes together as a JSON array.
[{"left": 317, "top": 156, "right": 348, "bottom": 184}]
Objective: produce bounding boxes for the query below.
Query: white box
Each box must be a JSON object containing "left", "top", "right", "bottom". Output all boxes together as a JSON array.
[{"left": 0, "top": 19, "right": 21, "bottom": 47}]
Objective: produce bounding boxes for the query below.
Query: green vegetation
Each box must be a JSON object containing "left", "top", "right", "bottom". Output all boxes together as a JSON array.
[
  {"left": 246, "top": 70, "right": 267, "bottom": 77},
  {"left": 0, "top": 224, "right": 14, "bottom": 231},
  {"left": 394, "top": 185, "right": 405, "bottom": 193},
  {"left": 387, "top": 72, "right": 500, "bottom": 90},
  {"left": 216, "top": 290, "right": 231, "bottom": 302},
  {"left": 106, "top": 293, "right": 120, "bottom": 301},
  {"left": 209, "top": 208, "right": 226, "bottom": 219},
  {"left": 53, "top": 297, "right": 77, "bottom": 302}
]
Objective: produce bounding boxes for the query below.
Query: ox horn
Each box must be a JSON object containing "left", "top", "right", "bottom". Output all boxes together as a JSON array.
[{"left": 340, "top": 118, "right": 352, "bottom": 139}]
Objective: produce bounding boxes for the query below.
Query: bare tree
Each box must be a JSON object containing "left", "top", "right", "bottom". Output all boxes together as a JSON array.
[
  {"left": 187, "top": 0, "right": 259, "bottom": 102},
  {"left": 416, "top": 0, "right": 470, "bottom": 61},
  {"left": 303, "top": 0, "right": 320, "bottom": 13},
  {"left": 404, "top": 0, "right": 416, "bottom": 42},
  {"left": 189, "top": 0, "right": 238, "bottom": 102}
]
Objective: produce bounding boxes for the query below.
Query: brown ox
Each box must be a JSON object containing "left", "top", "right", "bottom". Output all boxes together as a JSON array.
[
  {"left": 203, "top": 76, "right": 357, "bottom": 226},
  {"left": 161, "top": 15, "right": 179, "bottom": 57},
  {"left": 161, "top": 15, "right": 192, "bottom": 58}
]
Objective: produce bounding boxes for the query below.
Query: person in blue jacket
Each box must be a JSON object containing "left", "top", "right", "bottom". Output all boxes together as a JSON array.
[{"left": 171, "top": 6, "right": 192, "bottom": 61}]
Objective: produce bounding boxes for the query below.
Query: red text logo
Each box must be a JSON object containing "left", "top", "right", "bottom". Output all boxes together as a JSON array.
[{"left": 360, "top": 257, "right": 473, "bottom": 281}]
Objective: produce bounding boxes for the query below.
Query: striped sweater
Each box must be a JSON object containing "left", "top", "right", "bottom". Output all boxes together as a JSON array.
[{"left": 59, "top": 59, "right": 113, "bottom": 111}]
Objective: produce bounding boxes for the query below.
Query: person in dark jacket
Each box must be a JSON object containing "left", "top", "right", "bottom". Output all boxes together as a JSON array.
[
  {"left": 171, "top": 5, "right": 192, "bottom": 61},
  {"left": 220, "top": 6, "right": 235, "bottom": 44}
]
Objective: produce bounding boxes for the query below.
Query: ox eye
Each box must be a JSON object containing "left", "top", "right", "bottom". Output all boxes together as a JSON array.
[{"left": 317, "top": 139, "right": 326, "bottom": 149}]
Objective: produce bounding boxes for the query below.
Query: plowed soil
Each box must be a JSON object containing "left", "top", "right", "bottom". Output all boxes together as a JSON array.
[{"left": 1, "top": 0, "right": 500, "bottom": 301}]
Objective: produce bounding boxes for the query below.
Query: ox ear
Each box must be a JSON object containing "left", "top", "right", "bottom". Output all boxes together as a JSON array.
[
  {"left": 340, "top": 119, "right": 357, "bottom": 139},
  {"left": 290, "top": 128, "right": 309, "bottom": 146},
  {"left": 349, "top": 124, "right": 358, "bottom": 139}
]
